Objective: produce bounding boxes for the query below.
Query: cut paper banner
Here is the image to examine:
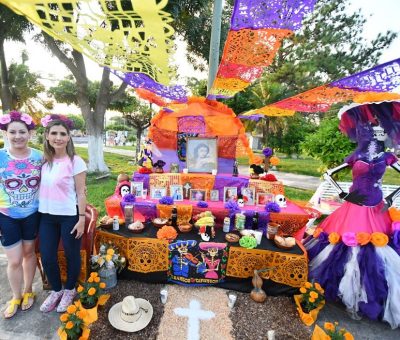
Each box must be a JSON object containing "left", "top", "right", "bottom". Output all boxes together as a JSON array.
[
  {"left": 240, "top": 58, "right": 400, "bottom": 118},
  {"left": 1, "top": 0, "right": 175, "bottom": 85},
  {"left": 208, "top": 0, "right": 317, "bottom": 99}
]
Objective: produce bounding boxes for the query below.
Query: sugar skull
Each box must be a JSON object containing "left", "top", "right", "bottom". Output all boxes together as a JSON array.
[
  {"left": 4, "top": 175, "right": 40, "bottom": 207},
  {"left": 275, "top": 194, "right": 287, "bottom": 208}
]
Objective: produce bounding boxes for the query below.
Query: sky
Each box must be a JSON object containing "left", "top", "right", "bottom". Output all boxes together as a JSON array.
[{"left": 3, "top": 0, "right": 400, "bottom": 115}]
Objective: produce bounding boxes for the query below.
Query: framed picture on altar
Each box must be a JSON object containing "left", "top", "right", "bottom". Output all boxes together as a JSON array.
[
  {"left": 190, "top": 189, "right": 207, "bottom": 201},
  {"left": 241, "top": 187, "right": 255, "bottom": 206},
  {"left": 150, "top": 187, "right": 167, "bottom": 200},
  {"left": 210, "top": 189, "right": 219, "bottom": 202},
  {"left": 186, "top": 137, "right": 218, "bottom": 173},
  {"left": 170, "top": 185, "right": 184, "bottom": 201},
  {"left": 131, "top": 182, "right": 143, "bottom": 197},
  {"left": 256, "top": 193, "right": 275, "bottom": 206},
  {"left": 223, "top": 187, "right": 238, "bottom": 203}
]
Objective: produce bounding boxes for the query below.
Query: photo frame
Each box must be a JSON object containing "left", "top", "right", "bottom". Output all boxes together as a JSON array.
[
  {"left": 256, "top": 193, "right": 275, "bottom": 206},
  {"left": 150, "top": 187, "right": 167, "bottom": 200},
  {"left": 223, "top": 187, "right": 238, "bottom": 203},
  {"left": 241, "top": 187, "right": 256, "bottom": 206},
  {"left": 170, "top": 185, "right": 184, "bottom": 201},
  {"left": 186, "top": 137, "right": 218, "bottom": 173},
  {"left": 189, "top": 189, "right": 207, "bottom": 201},
  {"left": 210, "top": 189, "right": 220, "bottom": 202},
  {"left": 131, "top": 181, "right": 144, "bottom": 197}
]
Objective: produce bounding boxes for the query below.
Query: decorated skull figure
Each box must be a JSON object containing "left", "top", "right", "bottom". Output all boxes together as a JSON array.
[
  {"left": 237, "top": 198, "right": 245, "bottom": 207},
  {"left": 275, "top": 194, "right": 287, "bottom": 208}
]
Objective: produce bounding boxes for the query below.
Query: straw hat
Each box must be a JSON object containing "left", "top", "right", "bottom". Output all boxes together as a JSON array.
[{"left": 108, "top": 296, "right": 153, "bottom": 332}]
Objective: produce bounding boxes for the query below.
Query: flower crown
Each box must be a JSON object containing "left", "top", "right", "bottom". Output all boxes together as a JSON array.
[
  {"left": 41, "top": 114, "right": 74, "bottom": 130},
  {"left": 0, "top": 111, "right": 36, "bottom": 130}
]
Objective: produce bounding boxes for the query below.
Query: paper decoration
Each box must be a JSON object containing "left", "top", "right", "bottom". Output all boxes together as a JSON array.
[{"left": 2, "top": 0, "right": 175, "bottom": 85}]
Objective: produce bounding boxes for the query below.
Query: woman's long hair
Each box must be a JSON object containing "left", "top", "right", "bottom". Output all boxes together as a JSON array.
[{"left": 43, "top": 120, "right": 76, "bottom": 166}]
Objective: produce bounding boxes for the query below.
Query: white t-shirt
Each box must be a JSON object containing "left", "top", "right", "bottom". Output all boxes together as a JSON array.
[{"left": 39, "top": 155, "right": 87, "bottom": 216}]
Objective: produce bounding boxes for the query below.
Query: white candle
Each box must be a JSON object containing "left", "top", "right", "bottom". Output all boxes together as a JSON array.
[
  {"left": 254, "top": 230, "right": 263, "bottom": 245},
  {"left": 160, "top": 287, "right": 168, "bottom": 304},
  {"left": 267, "top": 330, "right": 275, "bottom": 340},
  {"left": 211, "top": 169, "right": 217, "bottom": 175},
  {"left": 183, "top": 168, "right": 189, "bottom": 174},
  {"left": 228, "top": 293, "right": 237, "bottom": 308}
]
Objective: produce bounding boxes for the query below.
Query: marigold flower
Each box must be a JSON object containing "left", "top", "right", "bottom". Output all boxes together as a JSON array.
[
  {"left": 300, "top": 287, "right": 307, "bottom": 294},
  {"left": 344, "top": 332, "right": 354, "bottom": 340},
  {"left": 324, "top": 322, "right": 335, "bottom": 331},
  {"left": 99, "top": 282, "right": 106, "bottom": 289},
  {"left": 87, "top": 277, "right": 94, "bottom": 283},
  {"left": 371, "top": 232, "right": 389, "bottom": 247},
  {"left": 77, "top": 285, "right": 84, "bottom": 293},
  {"left": 94, "top": 277, "right": 100, "bottom": 283},
  {"left": 328, "top": 232, "right": 340, "bottom": 244},
  {"left": 314, "top": 282, "right": 323, "bottom": 291},
  {"left": 60, "top": 313, "right": 69, "bottom": 322},
  {"left": 105, "top": 255, "right": 112, "bottom": 262},
  {"left": 305, "top": 282, "right": 312, "bottom": 289},
  {"left": 310, "top": 291, "right": 318, "bottom": 299},
  {"left": 90, "top": 272, "right": 98, "bottom": 278},
  {"left": 77, "top": 310, "right": 87, "bottom": 319},
  {"left": 301, "top": 313, "right": 314, "bottom": 326},
  {"left": 107, "top": 248, "right": 115, "bottom": 256},
  {"left": 270, "top": 156, "right": 280, "bottom": 166},
  {"left": 88, "top": 287, "right": 96, "bottom": 296},
  {"left": 67, "top": 305, "right": 77, "bottom": 314},
  {"left": 356, "top": 232, "right": 371, "bottom": 246},
  {"left": 65, "top": 321, "right": 74, "bottom": 330},
  {"left": 309, "top": 297, "right": 315, "bottom": 303},
  {"left": 313, "top": 227, "right": 323, "bottom": 238}
]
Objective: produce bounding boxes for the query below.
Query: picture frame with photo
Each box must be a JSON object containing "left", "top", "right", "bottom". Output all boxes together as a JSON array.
[
  {"left": 210, "top": 189, "right": 219, "bottom": 202},
  {"left": 223, "top": 187, "right": 238, "bottom": 203},
  {"left": 131, "top": 181, "right": 144, "bottom": 197},
  {"left": 186, "top": 137, "right": 218, "bottom": 173},
  {"left": 189, "top": 189, "right": 207, "bottom": 201},
  {"left": 150, "top": 187, "right": 167, "bottom": 200},
  {"left": 170, "top": 185, "right": 184, "bottom": 201},
  {"left": 241, "top": 187, "right": 256, "bottom": 206},
  {"left": 256, "top": 193, "right": 275, "bottom": 206}
]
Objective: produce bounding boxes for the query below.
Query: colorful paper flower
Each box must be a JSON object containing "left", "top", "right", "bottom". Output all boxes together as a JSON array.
[
  {"left": 197, "top": 201, "right": 208, "bottom": 208},
  {"left": 262, "top": 147, "right": 273, "bottom": 157},
  {"left": 122, "top": 193, "right": 136, "bottom": 203},
  {"left": 342, "top": 232, "right": 357, "bottom": 247},
  {"left": 159, "top": 196, "right": 174, "bottom": 205},
  {"left": 0, "top": 115, "right": 11, "bottom": 125},
  {"left": 370, "top": 232, "right": 389, "bottom": 247},
  {"left": 328, "top": 232, "right": 341, "bottom": 244},
  {"left": 265, "top": 202, "right": 281, "bottom": 213},
  {"left": 313, "top": 227, "right": 323, "bottom": 238},
  {"left": 356, "top": 232, "right": 371, "bottom": 246}
]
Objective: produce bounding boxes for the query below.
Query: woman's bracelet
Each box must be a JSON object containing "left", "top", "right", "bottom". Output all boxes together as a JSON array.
[{"left": 78, "top": 213, "right": 85, "bottom": 217}]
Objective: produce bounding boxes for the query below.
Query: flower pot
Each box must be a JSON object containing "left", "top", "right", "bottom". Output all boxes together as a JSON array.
[
  {"left": 294, "top": 294, "right": 325, "bottom": 326},
  {"left": 58, "top": 326, "right": 90, "bottom": 340},
  {"left": 76, "top": 300, "right": 98, "bottom": 325},
  {"left": 99, "top": 266, "right": 117, "bottom": 289}
]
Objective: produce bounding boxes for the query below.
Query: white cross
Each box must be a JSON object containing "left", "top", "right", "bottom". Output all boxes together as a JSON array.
[
  {"left": 183, "top": 182, "right": 192, "bottom": 197},
  {"left": 174, "top": 299, "right": 215, "bottom": 340}
]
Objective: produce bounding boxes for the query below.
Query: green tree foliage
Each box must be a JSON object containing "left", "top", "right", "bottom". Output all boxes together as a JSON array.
[
  {"left": 301, "top": 117, "right": 355, "bottom": 172},
  {"left": 186, "top": 77, "right": 207, "bottom": 97},
  {"left": 0, "top": 5, "right": 32, "bottom": 111},
  {"left": 67, "top": 114, "right": 85, "bottom": 131}
]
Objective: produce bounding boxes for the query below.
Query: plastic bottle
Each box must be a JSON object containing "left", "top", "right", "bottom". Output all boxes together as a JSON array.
[{"left": 112, "top": 215, "right": 120, "bottom": 231}]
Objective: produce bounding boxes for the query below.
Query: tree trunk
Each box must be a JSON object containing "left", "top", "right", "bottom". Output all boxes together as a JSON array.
[
  {"left": 262, "top": 118, "right": 270, "bottom": 146},
  {"left": 0, "top": 38, "right": 13, "bottom": 111},
  {"left": 135, "top": 128, "right": 143, "bottom": 160}
]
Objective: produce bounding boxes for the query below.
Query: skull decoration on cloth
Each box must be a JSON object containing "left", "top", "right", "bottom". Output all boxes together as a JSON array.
[{"left": 275, "top": 194, "right": 287, "bottom": 208}]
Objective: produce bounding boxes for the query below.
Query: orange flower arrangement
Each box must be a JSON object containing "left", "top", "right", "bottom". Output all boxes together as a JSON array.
[
  {"left": 157, "top": 225, "right": 178, "bottom": 241},
  {"left": 370, "top": 232, "right": 389, "bottom": 247},
  {"left": 77, "top": 272, "right": 106, "bottom": 309},
  {"left": 356, "top": 232, "right": 371, "bottom": 246},
  {"left": 269, "top": 156, "right": 280, "bottom": 166},
  {"left": 311, "top": 321, "right": 354, "bottom": 340},
  {"left": 295, "top": 281, "right": 325, "bottom": 326},
  {"left": 57, "top": 302, "right": 90, "bottom": 340},
  {"left": 388, "top": 206, "right": 400, "bottom": 222}
]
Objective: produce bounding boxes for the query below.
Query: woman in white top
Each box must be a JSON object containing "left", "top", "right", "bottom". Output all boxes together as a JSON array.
[{"left": 38, "top": 114, "right": 87, "bottom": 313}]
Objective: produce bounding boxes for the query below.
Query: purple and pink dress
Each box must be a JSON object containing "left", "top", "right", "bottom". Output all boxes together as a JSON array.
[{"left": 305, "top": 152, "right": 400, "bottom": 329}]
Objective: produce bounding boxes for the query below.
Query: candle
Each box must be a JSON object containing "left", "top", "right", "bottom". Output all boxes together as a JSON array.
[
  {"left": 228, "top": 293, "right": 237, "bottom": 308},
  {"left": 160, "top": 287, "right": 168, "bottom": 304}
]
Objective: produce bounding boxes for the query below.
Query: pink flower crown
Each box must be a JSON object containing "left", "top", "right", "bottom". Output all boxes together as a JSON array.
[
  {"left": 41, "top": 114, "right": 74, "bottom": 130},
  {"left": 0, "top": 111, "right": 36, "bottom": 130}
]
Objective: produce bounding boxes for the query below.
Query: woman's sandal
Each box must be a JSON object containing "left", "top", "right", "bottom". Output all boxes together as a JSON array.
[
  {"left": 21, "top": 292, "right": 36, "bottom": 311},
  {"left": 4, "top": 298, "right": 21, "bottom": 319}
]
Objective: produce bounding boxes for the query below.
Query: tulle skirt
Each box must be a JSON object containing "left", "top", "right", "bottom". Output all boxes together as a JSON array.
[{"left": 305, "top": 201, "right": 400, "bottom": 328}]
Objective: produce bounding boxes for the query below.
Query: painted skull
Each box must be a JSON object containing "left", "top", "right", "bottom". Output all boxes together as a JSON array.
[
  {"left": 275, "top": 194, "right": 287, "bottom": 208},
  {"left": 120, "top": 185, "right": 130, "bottom": 197},
  {"left": 4, "top": 175, "right": 40, "bottom": 207},
  {"left": 372, "top": 125, "right": 387, "bottom": 142},
  {"left": 237, "top": 198, "right": 245, "bottom": 207}
]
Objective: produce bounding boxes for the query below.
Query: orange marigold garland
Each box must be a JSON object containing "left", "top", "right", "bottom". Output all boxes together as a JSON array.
[{"left": 157, "top": 225, "right": 178, "bottom": 241}]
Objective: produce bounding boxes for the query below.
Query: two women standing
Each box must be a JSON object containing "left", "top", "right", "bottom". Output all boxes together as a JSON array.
[{"left": 0, "top": 112, "right": 87, "bottom": 318}]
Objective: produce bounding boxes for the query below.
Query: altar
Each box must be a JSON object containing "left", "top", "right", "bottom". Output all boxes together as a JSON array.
[{"left": 95, "top": 225, "right": 308, "bottom": 295}]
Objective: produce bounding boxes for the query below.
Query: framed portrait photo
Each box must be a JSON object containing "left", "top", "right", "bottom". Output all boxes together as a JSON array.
[
  {"left": 186, "top": 137, "right": 218, "bottom": 173},
  {"left": 241, "top": 187, "right": 256, "bottom": 206},
  {"left": 256, "top": 193, "right": 275, "bottom": 206},
  {"left": 150, "top": 187, "right": 167, "bottom": 200},
  {"left": 210, "top": 189, "right": 219, "bottom": 202},
  {"left": 131, "top": 181, "right": 143, "bottom": 197},
  {"left": 170, "top": 185, "right": 184, "bottom": 201},
  {"left": 189, "top": 189, "right": 207, "bottom": 201},
  {"left": 223, "top": 187, "right": 238, "bottom": 203}
]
